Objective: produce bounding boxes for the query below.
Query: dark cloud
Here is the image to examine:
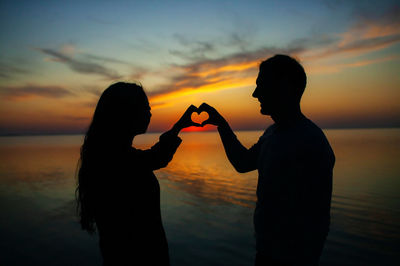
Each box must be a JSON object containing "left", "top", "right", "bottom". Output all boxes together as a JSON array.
[
  {"left": 170, "top": 33, "right": 216, "bottom": 61},
  {"left": 207, "top": 45, "right": 305, "bottom": 66},
  {"left": 169, "top": 30, "right": 257, "bottom": 61},
  {"left": 0, "top": 84, "right": 73, "bottom": 100},
  {"left": 226, "top": 32, "right": 252, "bottom": 51},
  {"left": 350, "top": 1, "right": 400, "bottom": 22},
  {"left": 37, "top": 48, "right": 122, "bottom": 80},
  {"left": 82, "top": 53, "right": 132, "bottom": 65},
  {"left": 128, "top": 66, "right": 150, "bottom": 81},
  {"left": 80, "top": 85, "right": 104, "bottom": 97},
  {"left": 0, "top": 62, "right": 30, "bottom": 79},
  {"left": 287, "top": 35, "right": 338, "bottom": 51}
]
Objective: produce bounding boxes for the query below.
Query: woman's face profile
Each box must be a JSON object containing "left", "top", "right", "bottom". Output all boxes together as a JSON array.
[{"left": 132, "top": 96, "right": 151, "bottom": 135}]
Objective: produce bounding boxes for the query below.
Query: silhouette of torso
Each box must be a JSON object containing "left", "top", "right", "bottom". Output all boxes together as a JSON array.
[
  {"left": 253, "top": 117, "right": 335, "bottom": 263},
  {"left": 90, "top": 135, "right": 181, "bottom": 266},
  {"left": 218, "top": 116, "right": 334, "bottom": 264}
]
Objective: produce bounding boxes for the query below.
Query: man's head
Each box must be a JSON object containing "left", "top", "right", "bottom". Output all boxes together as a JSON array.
[{"left": 252, "top": 54, "right": 306, "bottom": 116}]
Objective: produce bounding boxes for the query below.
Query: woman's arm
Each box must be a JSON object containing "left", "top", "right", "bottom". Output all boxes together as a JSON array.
[{"left": 137, "top": 105, "right": 200, "bottom": 170}]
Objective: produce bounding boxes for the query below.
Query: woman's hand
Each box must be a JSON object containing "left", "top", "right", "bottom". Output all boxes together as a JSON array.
[
  {"left": 165, "top": 105, "right": 201, "bottom": 137},
  {"left": 176, "top": 105, "right": 202, "bottom": 129}
]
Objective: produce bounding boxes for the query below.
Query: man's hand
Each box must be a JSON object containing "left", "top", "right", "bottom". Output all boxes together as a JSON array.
[{"left": 198, "top": 103, "right": 227, "bottom": 127}]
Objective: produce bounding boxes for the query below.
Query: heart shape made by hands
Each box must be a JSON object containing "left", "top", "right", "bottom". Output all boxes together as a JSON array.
[{"left": 191, "top": 111, "right": 209, "bottom": 125}]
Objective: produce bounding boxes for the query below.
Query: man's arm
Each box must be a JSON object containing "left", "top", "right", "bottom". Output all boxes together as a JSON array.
[{"left": 199, "top": 103, "right": 258, "bottom": 173}]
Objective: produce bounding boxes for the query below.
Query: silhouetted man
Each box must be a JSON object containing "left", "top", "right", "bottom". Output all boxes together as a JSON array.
[{"left": 200, "top": 55, "right": 335, "bottom": 265}]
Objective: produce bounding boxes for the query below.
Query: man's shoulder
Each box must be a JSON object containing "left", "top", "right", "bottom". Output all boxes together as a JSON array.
[
  {"left": 290, "top": 118, "right": 332, "bottom": 151},
  {"left": 257, "top": 124, "right": 277, "bottom": 142},
  {"left": 299, "top": 119, "right": 335, "bottom": 157},
  {"left": 296, "top": 118, "right": 326, "bottom": 138},
  {"left": 262, "top": 124, "right": 277, "bottom": 136}
]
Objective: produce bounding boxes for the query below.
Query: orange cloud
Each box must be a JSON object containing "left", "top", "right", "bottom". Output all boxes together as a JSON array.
[
  {"left": 146, "top": 59, "right": 260, "bottom": 106},
  {"left": 150, "top": 101, "right": 173, "bottom": 110},
  {"left": 344, "top": 5, "right": 400, "bottom": 42},
  {"left": 149, "top": 76, "right": 255, "bottom": 104},
  {"left": 146, "top": 7, "right": 400, "bottom": 108},
  {"left": 306, "top": 54, "right": 400, "bottom": 74},
  {"left": 305, "top": 6, "right": 400, "bottom": 62},
  {"left": 194, "top": 61, "right": 259, "bottom": 78}
]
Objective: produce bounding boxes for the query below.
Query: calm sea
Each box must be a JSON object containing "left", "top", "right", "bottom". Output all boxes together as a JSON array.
[{"left": 0, "top": 129, "right": 399, "bottom": 266}]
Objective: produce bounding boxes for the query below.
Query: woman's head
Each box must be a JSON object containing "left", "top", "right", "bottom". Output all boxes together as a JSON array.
[{"left": 93, "top": 82, "right": 151, "bottom": 140}]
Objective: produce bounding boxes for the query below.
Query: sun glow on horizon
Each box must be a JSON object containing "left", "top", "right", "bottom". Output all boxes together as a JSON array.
[{"left": 0, "top": 1, "right": 399, "bottom": 135}]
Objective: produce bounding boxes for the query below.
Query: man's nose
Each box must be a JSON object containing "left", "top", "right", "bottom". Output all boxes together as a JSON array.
[{"left": 252, "top": 87, "right": 258, "bottom": 98}]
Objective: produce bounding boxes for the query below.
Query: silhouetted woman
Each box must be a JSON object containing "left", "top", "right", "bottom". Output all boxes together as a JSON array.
[{"left": 76, "top": 82, "right": 198, "bottom": 265}]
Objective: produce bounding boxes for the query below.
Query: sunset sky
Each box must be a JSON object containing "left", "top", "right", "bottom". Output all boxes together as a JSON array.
[{"left": 1, "top": 0, "right": 399, "bottom": 135}]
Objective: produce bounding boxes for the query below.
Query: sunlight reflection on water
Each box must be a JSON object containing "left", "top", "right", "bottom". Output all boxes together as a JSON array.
[{"left": 0, "top": 129, "right": 399, "bottom": 265}]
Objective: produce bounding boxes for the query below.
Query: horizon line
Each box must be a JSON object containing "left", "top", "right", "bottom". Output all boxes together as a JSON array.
[{"left": 1, "top": 126, "right": 399, "bottom": 137}]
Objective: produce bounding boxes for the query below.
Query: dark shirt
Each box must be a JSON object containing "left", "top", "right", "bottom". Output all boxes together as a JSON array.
[
  {"left": 219, "top": 117, "right": 335, "bottom": 263},
  {"left": 92, "top": 133, "right": 182, "bottom": 265}
]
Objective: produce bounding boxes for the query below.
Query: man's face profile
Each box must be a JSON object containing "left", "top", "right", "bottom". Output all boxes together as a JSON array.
[{"left": 253, "top": 69, "right": 281, "bottom": 116}]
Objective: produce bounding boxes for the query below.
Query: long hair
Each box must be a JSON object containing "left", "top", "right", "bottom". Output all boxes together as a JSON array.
[{"left": 75, "top": 82, "right": 147, "bottom": 233}]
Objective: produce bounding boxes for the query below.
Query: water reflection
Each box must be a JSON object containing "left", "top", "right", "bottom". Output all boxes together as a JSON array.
[
  {"left": 0, "top": 129, "right": 399, "bottom": 265},
  {"left": 160, "top": 143, "right": 257, "bottom": 208},
  {"left": 323, "top": 129, "right": 400, "bottom": 265},
  {"left": 137, "top": 131, "right": 260, "bottom": 208}
]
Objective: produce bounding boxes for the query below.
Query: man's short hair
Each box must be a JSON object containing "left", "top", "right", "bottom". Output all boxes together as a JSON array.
[{"left": 259, "top": 54, "right": 307, "bottom": 100}]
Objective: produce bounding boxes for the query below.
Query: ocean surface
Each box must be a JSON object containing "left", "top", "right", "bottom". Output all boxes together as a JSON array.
[{"left": 0, "top": 129, "right": 399, "bottom": 266}]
